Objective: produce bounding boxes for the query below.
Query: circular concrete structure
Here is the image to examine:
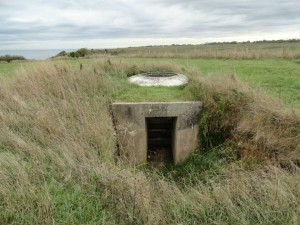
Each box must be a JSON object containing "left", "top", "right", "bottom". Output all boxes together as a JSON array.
[{"left": 128, "top": 72, "right": 188, "bottom": 87}]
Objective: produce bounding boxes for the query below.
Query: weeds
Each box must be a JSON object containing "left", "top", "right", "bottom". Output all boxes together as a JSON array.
[{"left": 0, "top": 60, "right": 300, "bottom": 224}]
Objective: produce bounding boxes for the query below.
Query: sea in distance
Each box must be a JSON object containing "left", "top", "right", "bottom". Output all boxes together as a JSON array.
[{"left": 0, "top": 49, "right": 76, "bottom": 60}]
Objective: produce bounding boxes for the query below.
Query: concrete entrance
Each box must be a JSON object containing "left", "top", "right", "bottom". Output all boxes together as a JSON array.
[
  {"left": 112, "top": 102, "right": 202, "bottom": 165},
  {"left": 146, "top": 117, "right": 176, "bottom": 163}
]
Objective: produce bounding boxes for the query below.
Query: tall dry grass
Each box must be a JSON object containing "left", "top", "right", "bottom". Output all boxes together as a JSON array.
[
  {"left": 187, "top": 71, "right": 300, "bottom": 162},
  {"left": 1, "top": 60, "right": 300, "bottom": 224},
  {"left": 90, "top": 43, "right": 300, "bottom": 60},
  {"left": 0, "top": 61, "right": 118, "bottom": 223}
]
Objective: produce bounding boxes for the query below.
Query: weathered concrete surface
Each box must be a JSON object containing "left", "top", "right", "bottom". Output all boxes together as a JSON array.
[
  {"left": 128, "top": 73, "right": 188, "bottom": 86},
  {"left": 112, "top": 102, "right": 202, "bottom": 164}
]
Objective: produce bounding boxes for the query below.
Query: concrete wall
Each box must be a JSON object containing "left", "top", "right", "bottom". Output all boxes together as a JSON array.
[{"left": 112, "top": 102, "right": 202, "bottom": 164}]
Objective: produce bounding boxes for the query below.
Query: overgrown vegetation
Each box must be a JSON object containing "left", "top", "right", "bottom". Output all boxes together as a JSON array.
[
  {"left": 0, "top": 55, "right": 26, "bottom": 63},
  {"left": 187, "top": 73, "right": 300, "bottom": 162},
  {"left": 1, "top": 60, "right": 300, "bottom": 224}
]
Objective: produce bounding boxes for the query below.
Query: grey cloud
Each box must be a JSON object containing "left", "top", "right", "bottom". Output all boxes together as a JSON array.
[{"left": 0, "top": 0, "right": 299, "bottom": 49}]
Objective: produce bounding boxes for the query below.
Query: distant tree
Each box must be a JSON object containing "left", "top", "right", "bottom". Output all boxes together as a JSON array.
[
  {"left": 70, "top": 51, "right": 81, "bottom": 58},
  {"left": 0, "top": 55, "right": 26, "bottom": 62},
  {"left": 56, "top": 51, "right": 67, "bottom": 57},
  {"left": 77, "top": 48, "right": 89, "bottom": 57}
]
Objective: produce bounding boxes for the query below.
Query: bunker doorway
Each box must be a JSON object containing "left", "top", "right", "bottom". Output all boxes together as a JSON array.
[{"left": 146, "top": 117, "right": 176, "bottom": 163}]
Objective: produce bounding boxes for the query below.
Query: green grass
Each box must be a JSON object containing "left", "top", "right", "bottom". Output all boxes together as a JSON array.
[
  {"left": 112, "top": 81, "right": 194, "bottom": 102},
  {"left": 48, "top": 180, "right": 116, "bottom": 224},
  {"left": 0, "top": 62, "right": 24, "bottom": 80},
  {"left": 1, "top": 178, "right": 117, "bottom": 224},
  {"left": 2, "top": 58, "right": 300, "bottom": 108},
  {"left": 123, "top": 58, "right": 300, "bottom": 108}
]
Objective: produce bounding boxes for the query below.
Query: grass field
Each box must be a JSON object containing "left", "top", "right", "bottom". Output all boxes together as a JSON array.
[
  {"left": 123, "top": 58, "right": 300, "bottom": 108},
  {"left": 86, "top": 41, "right": 300, "bottom": 59},
  {"left": 1, "top": 57, "right": 299, "bottom": 108},
  {"left": 0, "top": 52, "right": 300, "bottom": 224},
  {"left": 0, "top": 62, "right": 26, "bottom": 80}
]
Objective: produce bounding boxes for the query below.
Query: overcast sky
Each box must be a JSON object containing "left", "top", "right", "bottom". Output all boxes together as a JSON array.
[{"left": 1, "top": 0, "right": 300, "bottom": 50}]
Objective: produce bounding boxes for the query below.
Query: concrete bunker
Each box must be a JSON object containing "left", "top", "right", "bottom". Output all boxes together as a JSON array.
[{"left": 112, "top": 102, "right": 202, "bottom": 165}]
